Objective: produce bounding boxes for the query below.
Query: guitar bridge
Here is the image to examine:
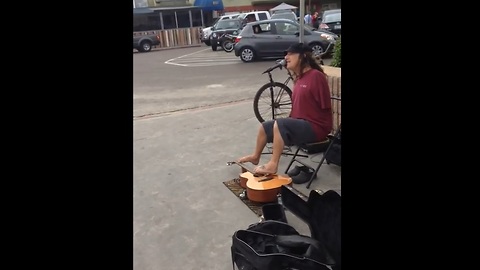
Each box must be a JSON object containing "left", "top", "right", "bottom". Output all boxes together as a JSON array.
[{"left": 258, "top": 175, "right": 274, "bottom": 182}]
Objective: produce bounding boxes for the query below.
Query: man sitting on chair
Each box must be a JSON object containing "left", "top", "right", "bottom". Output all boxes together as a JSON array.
[{"left": 237, "top": 43, "right": 333, "bottom": 175}]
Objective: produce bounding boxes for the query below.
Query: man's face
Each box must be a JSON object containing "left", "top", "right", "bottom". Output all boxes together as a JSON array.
[{"left": 285, "top": 52, "right": 301, "bottom": 70}]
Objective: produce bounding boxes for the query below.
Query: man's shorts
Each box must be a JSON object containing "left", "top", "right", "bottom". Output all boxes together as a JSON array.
[{"left": 262, "top": 118, "right": 317, "bottom": 146}]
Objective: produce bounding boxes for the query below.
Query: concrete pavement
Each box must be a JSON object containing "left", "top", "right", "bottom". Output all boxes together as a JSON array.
[{"left": 134, "top": 98, "right": 341, "bottom": 269}]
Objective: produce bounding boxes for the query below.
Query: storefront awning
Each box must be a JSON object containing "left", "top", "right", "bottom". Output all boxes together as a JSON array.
[{"left": 193, "top": 0, "right": 224, "bottom": 11}]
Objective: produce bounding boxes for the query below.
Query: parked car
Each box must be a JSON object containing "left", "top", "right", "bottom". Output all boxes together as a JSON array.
[
  {"left": 200, "top": 13, "right": 240, "bottom": 46},
  {"left": 133, "top": 34, "right": 160, "bottom": 52},
  {"left": 234, "top": 19, "right": 338, "bottom": 63},
  {"left": 270, "top": 11, "right": 299, "bottom": 22},
  {"left": 319, "top": 9, "right": 341, "bottom": 35},
  {"left": 209, "top": 18, "right": 243, "bottom": 51},
  {"left": 236, "top": 11, "right": 271, "bottom": 23}
]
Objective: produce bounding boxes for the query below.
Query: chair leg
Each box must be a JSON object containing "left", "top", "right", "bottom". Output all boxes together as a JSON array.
[
  {"left": 284, "top": 146, "right": 302, "bottom": 174},
  {"left": 306, "top": 152, "right": 327, "bottom": 189},
  {"left": 305, "top": 126, "right": 341, "bottom": 188}
]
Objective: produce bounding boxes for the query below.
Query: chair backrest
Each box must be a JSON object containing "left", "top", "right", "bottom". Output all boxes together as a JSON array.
[{"left": 327, "top": 77, "right": 341, "bottom": 134}]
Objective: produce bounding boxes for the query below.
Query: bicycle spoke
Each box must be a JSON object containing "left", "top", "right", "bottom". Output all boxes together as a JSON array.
[
  {"left": 257, "top": 90, "right": 291, "bottom": 118},
  {"left": 254, "top": 80, "right": 293, "bottom": 123},
  {"left": 258, "top": 90, "right": 291, "bottom": 105},
  {"left": 274, "top": 89, "right": 289, "bottom": 104}
]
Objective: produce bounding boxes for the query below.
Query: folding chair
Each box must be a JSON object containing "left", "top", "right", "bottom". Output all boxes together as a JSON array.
[{"left": 284, "top": 123, "right": 341, "bottom": 189}]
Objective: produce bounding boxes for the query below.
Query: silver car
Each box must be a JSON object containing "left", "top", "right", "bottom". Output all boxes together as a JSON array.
[{"left": 234, "top": 19, "right": 337, "bottom": 63}]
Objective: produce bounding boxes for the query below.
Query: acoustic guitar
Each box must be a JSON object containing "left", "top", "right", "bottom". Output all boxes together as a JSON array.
[
  {"left": 226, "top": 161, "right": 264, "bottom": 188},
  {"left": 227, "top": 161, "right": 292, "bottom": 203}
]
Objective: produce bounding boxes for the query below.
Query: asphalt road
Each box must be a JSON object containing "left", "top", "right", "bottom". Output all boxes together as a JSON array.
[{"left": 134, "top": 45, "right": 332, "bottom": 118}]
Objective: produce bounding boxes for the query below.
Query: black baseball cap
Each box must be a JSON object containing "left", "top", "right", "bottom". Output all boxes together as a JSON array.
[{"left": 284, "top": 43, "right": 312, "bottom": 56}]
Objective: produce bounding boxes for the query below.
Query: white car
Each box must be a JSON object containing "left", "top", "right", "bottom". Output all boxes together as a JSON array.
[{"left": 200, "top": 13, "right": 240, "bottom": 45}]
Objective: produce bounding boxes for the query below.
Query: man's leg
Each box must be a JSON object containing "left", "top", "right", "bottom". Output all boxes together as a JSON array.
[
  {"left": 254, "top": 120, "right": 284, "bottom": 174},
  {"left": 237, "top": 122, "right": 270, "bottom": 165}
]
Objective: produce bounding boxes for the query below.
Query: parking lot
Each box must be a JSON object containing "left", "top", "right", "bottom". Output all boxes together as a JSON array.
[
  {"left": 134, "top": 45, "right": 332, "bottom": 118},
  {"left": 163, "top": 45, "right": 333, "bottom": 67},
  {"left": 133, "top": 46, "right": 340, "bottom": 270}
]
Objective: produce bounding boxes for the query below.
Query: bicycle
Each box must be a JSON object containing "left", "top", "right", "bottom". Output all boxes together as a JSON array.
[
  {"left": 221, "top": 33, "right": 236, "bottom": 53},
  {"left": 253, "top": 61, "right": 293, "bottom": 123},
  {"left": 253, "top": 42, "right": 334, "bottom": 123}
]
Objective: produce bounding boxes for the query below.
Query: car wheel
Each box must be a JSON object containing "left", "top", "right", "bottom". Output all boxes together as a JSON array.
[
  {"left": 309, "top": 43, "right": 324, "bottom": 58},
  {"left": 140, "top": 41, "right": 152, "bottom": 52},
  {"left": 240, "top": 47, "right": 255, "bottom": 62}
]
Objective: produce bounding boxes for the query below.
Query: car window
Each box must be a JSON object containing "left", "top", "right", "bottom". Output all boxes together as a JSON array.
[
  {"left": 252, "top": 22, "right": 272, "bottom": 34},
  {"left": 273, "top": 21, "right": 298, "bottom": 35},
  {"left": 258, "top": 13, "right": 268, "bottom": 21},
  {"left": 213, "top": 16, "right": 229, "bottom": 27},
  {"left": 216, "top": 20, "right": 241, "bottom": 30},
  {"left": 273, "top": 21, "right": 312, "bottom": 35},
  {"left": 323, "top": 13, "right": 341, "bottom": 23},
  {"left": 259, "top": 22, "right": 271, "bottom": 32},
  {"left": 238, "top": 12, "right": 267, "bottom": 21}
]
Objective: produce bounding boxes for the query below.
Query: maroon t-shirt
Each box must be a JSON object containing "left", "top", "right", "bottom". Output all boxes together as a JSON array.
[{"left": 290, "top": 69, "right": 333, "bottom": 141}]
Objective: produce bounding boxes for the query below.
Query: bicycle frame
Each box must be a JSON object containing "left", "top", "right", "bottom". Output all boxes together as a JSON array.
[{"left": 264, "top": 68, "right": 293, "bottom": 120}]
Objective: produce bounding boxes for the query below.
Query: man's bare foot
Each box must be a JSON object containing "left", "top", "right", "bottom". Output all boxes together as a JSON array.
[
  {"left": 254, "top": 162, "right": 278, "bottom": 175},
  {"left": 237, "top": 155, "right": 260, "bottom": 165}
]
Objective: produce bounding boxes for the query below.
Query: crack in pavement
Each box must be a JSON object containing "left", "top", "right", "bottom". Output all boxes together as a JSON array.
[{"left": 133, "top": 98, "right": 253, "bottom": 120}]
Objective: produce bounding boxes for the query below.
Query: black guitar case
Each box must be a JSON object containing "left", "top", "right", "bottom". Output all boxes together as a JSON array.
[
  {"left": 279, "top": 186, "right": 342, "bottom": 270},
  {"left": 230, "top": 187, "right": 341, "bottom": 270}
]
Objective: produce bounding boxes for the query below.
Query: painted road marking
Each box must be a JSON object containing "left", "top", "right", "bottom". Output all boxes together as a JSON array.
[{"left": 165, "top": 48, "right": 241, "bottom": 67}]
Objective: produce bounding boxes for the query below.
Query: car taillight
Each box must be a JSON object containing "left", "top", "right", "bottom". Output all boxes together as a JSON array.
[{"left": 235, "top": 36, "right": 242, "bottom": 43}]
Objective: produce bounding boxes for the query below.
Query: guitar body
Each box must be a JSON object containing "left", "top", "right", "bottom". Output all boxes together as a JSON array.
[
  {"left": 240, "top": 172, "right": 292, "bottom": 203},
  {"left": 239, "top": 176, "right": 247, "bottom": 189}
]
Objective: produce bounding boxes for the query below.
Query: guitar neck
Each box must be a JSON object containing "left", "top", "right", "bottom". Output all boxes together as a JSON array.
[{"left": 227, "top": 161, "right": 256, "bottom": 175}]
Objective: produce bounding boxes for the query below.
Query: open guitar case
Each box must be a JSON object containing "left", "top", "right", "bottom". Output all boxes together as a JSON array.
[{"left": 261, "top": 186, "right": 341, "bottom": 270}]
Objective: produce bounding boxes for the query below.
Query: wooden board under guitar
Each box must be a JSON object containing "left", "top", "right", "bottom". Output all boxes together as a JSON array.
[{"left": 227, "top": 161, "right": 292, "bottom": 203}]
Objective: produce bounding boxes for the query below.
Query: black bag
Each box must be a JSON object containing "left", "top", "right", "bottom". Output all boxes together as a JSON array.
[
  {"left": 231, "top": 220, "right": 335, "bottom": 270},
  {"left": 281, "top": 187, "right": 342, "bottom": 270},
  {"left": 246, "top": 220, "right": 299, "bottom": 236},
  {"left": 325, "top": 131, "right": 341, "bottom": 166}
]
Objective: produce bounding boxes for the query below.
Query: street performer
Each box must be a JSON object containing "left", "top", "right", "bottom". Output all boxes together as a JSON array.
[{"left": 237, "top": 43, "right": 333, "bottom": 176}]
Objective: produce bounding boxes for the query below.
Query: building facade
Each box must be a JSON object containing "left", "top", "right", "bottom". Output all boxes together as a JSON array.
[
  {"left": 134, "top": 0, "right": 192, "bottom": 8},
  {"left": 185, "top": 0, "right": 341, "bottom": 14},
  {"left": 132, "top": 0, "right": 341, "bottom": 50},
  {"left": 133, "top": 1, "right": 342, "bottom": 16}
]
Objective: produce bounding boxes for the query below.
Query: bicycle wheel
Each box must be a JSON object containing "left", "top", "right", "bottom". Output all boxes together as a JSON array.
[
  {"left": 222, "top": 39, "right": 234, "bottom": 52},
  {"left": 253, "top": 82, "right": 292, "bottom": 123}
]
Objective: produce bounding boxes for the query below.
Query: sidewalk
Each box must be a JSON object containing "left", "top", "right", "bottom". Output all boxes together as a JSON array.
[{"left": 134, "top": 99, "right": 341, "bottom": 270}]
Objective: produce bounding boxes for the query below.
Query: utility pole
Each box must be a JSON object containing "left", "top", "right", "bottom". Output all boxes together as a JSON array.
[{"left": 299, "top": 0, "right": 305, "bottom": 43}]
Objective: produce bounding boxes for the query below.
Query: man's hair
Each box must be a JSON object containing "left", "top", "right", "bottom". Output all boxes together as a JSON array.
[{"left": 297, "top": 52, "right": 325, "bottom": 78}]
